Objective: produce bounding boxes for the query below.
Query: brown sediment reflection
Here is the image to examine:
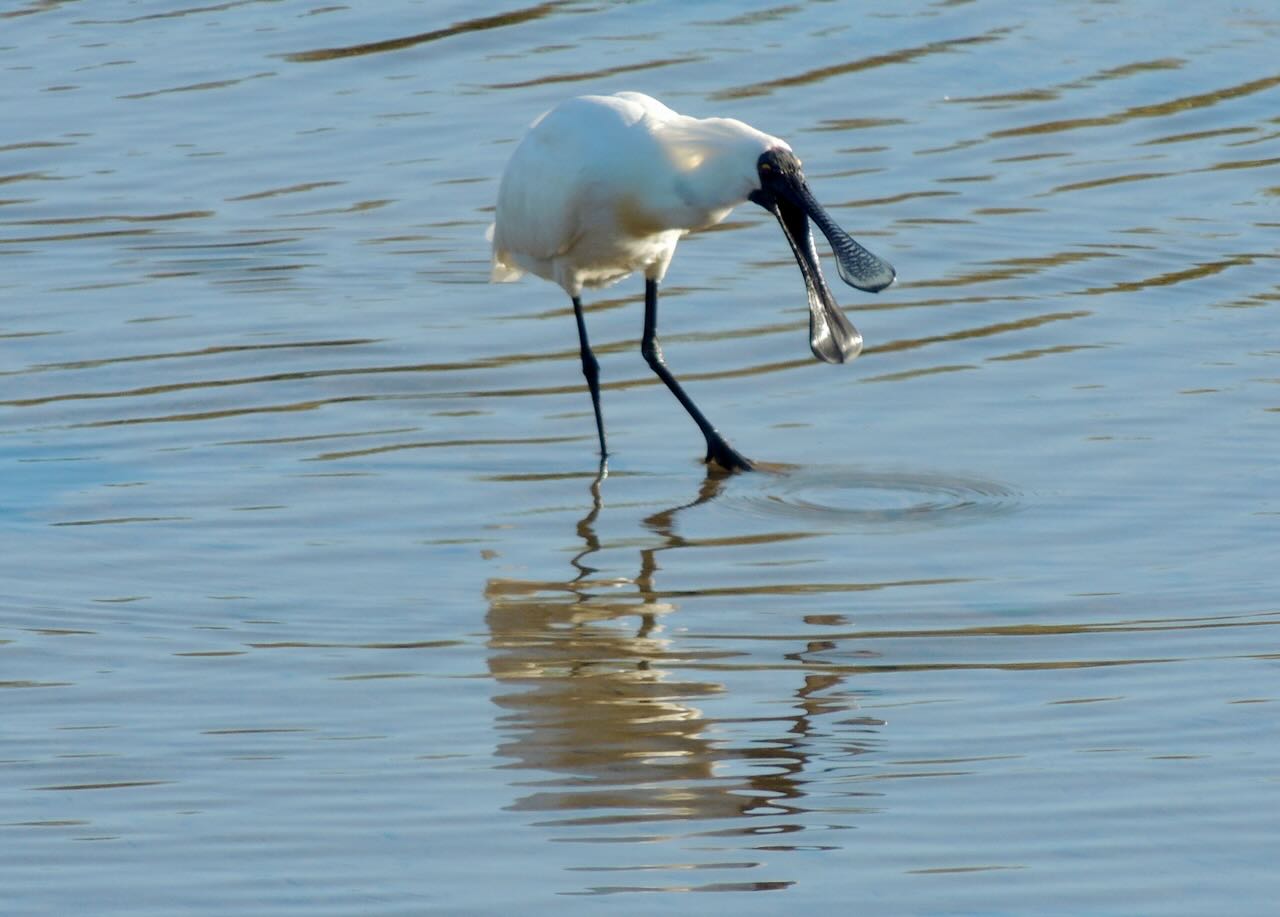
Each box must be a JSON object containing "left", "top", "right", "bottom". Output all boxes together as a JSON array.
[
  {"left": 11, "top": 211, "right": 214, "bottom": 227},
  {"left": 10, "top": 338, "right": 375, "bottom": 375},
  {"left": 867, "top": 310, "right": 1091, "bottom": 355},
  {"left": 282, "top": 2, "right": 572, "bottom": 63},
  {"left": 711, "top": 30, "right": 1010, "bottom": 100},
  {"left": 481, "top": 56, "right": 704, "bottom": 91},
  {"left": 907, "top": 249, "right": 1115, "bottom": 289},
  {"left": 118, "top": 72, "right": 274, "bottom": 100},
  {"left": 1077, "top": 255, "right": 1261, "bottom": 295},
  {"left": 989, "top": 73, "right": 1280, "bottom": 138},
  {"left": 6, "top": 303, "right": 1094, "bottom": 431},
  {"left": 947, "top": 58, "right": 1187, "bottom": 108}
]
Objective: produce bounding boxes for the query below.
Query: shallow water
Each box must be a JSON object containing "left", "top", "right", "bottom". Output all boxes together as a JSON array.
[{"left": 3, "top": 1, "right": 1279, "bottom": 914}]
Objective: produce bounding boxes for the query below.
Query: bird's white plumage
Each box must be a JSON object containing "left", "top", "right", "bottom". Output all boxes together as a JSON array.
[{"left": 491, "top": 92, "right": 788, "bottom": 296}]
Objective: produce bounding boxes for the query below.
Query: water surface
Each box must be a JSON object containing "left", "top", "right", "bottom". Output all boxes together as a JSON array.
[{"left": 3, "top": 1, "right": 1278, "bottom": 914}]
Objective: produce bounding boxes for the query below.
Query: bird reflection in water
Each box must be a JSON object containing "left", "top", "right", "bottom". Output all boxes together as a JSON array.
[{"left": 484, "top": 468, "right": 878, "bottom": 851}]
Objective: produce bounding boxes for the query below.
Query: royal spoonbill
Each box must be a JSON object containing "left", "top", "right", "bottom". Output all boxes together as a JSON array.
[{"left": 491, "top": 91, "right": 895, "bottom": 472}]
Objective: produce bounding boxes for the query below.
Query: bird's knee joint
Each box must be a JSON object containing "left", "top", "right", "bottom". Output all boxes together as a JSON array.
[{"left": 641, "top": 341, "right": 664, "bottom": 366}]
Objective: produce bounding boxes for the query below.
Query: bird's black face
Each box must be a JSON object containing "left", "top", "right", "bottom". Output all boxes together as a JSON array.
[{"left": 749, "top": 148, "right": 895, "bottom": 364}]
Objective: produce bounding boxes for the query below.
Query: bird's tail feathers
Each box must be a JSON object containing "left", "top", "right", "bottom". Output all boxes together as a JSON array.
[
  {"left": 486, "top": 223, "right": 525, "bottom": 283},
  {"left": 491, "top": 257, "right": 524, "bottom": 283}
]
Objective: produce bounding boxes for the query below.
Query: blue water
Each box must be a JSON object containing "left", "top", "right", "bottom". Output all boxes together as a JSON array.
[{"left": 3, "top": 1, "right": 1278, "bottom": 914}]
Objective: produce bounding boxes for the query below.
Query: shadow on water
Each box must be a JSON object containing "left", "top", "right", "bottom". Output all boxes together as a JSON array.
[
  {"left": 485, "top": 471, "right": 760, "bottom": 797},
  {"left": 481, "top": 462, "right": 1017, "bottom": 891}
]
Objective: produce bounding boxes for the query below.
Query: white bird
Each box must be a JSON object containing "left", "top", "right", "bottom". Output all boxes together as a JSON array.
[{"left": 491, "top": 91, "right": 895, "bottom": 472}]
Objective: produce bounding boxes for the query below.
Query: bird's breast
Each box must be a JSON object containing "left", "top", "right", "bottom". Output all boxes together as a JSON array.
[{"left": 613, "top": 192, "right": 734, "bottom": 239}]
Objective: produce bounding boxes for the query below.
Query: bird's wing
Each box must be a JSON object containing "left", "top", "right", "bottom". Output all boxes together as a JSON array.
[
  {"left": 492, "top": 110, "right": 592, "bottom": 283},
  {"left": 610, "top": 92, "right": 677, "bottom": 123}
]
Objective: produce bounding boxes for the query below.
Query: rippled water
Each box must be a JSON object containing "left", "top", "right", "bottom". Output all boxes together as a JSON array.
[{"left": 4, "top": 1, "right": 1279, "bottom": 914}]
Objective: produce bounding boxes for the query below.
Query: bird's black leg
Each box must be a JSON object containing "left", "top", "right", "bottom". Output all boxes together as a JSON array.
[
  {"left": 571, "top": 296, "right": 608, "bottom": 458},
  {"left": 641, "top": 279, "right": 754, "bottom": 472}
]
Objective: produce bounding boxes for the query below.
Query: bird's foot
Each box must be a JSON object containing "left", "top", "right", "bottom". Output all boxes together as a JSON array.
[{"left": 705, "top": 436, "right": 754, "bottom": 473}]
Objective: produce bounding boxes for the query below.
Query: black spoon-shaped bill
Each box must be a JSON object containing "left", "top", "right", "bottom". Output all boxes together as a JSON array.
[
  {"left": 749, "top": 148, "right": 895, "bottom": 364},
  {"left": 795, "top": 182, "right": 896, "bottom": 293},
  {"left": 768, "top": 193, "right": 863, "bottom": 364}
]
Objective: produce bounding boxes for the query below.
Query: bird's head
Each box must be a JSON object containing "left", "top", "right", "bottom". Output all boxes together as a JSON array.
[{"left": 748, "top": 147, "right": 896, "bottom": 363}]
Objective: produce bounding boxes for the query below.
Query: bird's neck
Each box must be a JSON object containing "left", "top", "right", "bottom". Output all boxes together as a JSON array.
[{"left": 674, "top": 167, "right": 752, "bottom": 220}]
